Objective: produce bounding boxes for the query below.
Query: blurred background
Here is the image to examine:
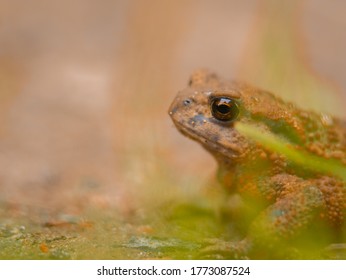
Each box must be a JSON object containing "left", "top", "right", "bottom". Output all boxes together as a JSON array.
[{"left": 0, "top": 0, "right": 346, "bottom": 258}]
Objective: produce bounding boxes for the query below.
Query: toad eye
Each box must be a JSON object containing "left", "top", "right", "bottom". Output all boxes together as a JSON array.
[{"left": 210, "top": 97, "right": 240, "bottom": 122}]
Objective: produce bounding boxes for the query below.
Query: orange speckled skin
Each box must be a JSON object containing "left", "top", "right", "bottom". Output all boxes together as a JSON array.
[{"left": 169, "top": 70, "right": 346, "bottom": 258}]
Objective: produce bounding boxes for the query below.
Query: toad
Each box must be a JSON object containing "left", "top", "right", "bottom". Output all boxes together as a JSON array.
[{"left": 168, "top": 70, "right": 346, "bottom": 259}]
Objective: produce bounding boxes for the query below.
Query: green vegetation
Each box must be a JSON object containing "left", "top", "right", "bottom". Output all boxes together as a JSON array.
[{"left": 236, "top": 122, "right": 346, "bottom": 181}]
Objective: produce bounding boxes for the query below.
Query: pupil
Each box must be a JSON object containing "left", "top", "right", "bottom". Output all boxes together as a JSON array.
[{"left": 218, "top": 104, "right": 230, "bottom": 114}]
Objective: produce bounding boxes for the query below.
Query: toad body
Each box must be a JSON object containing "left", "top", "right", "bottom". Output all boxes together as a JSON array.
[{"left": 169, "top": 70, "right": 346, "bottom": 259}]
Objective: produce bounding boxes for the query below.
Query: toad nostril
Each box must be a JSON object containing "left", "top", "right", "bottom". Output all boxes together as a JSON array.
[{"left": 183, "top": 99, "right": 192, "bottom": 106}]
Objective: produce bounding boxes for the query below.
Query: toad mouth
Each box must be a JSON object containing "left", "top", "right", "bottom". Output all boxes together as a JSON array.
[{"left": 172, "top": 120, "right": 240, "bottom": 160}]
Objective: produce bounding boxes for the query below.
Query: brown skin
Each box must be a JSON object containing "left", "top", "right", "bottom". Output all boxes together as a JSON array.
[{"left": 169, "top": 70, "right": 346, "bottom": 259}]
